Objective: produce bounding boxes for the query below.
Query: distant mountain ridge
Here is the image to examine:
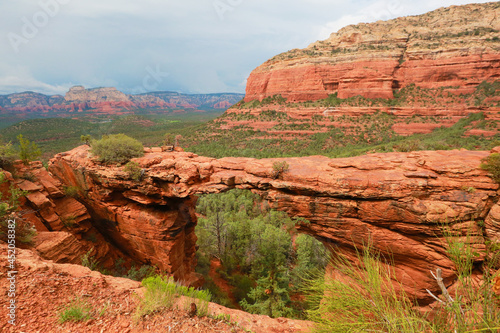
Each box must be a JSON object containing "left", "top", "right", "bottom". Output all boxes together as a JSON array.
[{"left": 0, "top": 85, "right": 244, "bottom": 115}]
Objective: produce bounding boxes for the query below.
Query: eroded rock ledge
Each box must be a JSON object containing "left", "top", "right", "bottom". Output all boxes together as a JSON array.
[{"left": 44, "top": 145, "right": 500, "bottom": 303}]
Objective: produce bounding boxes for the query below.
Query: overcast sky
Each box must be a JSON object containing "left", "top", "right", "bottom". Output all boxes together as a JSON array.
[{"left": 0, "top": 0, "right": 494, "bottom": 95}]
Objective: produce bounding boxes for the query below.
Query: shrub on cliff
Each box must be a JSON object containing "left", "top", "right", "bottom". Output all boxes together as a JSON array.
[
  {"left": 163, "top": 133, "right": 174, "bottom": 146},
  {"left": 124, "top": 161, "right": 143, "bottom": 181},
  {"left": 91, "top": 134, "right": 144, "bottom": 164},
  {"left": 80, "top": 135, "right": 92, "bottom": 146},
  {"left": 271, "top": 161, "right": 289, "bottom": 179},
  {"left": 480, "top": 152, "right": 500, "bottom": 183}
]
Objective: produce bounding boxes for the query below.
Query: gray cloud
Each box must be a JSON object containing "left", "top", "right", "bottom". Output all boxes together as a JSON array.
[{"left": 0, "top": 0, "right": 493, "bottom": 95}]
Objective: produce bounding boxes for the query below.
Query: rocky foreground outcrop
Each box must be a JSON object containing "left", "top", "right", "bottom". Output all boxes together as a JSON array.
[
  {"left": 38, "top": 145, "right": 499, "bottom": 305},
  {"left": 0, "top": 243, "right": 312, "bottom": 333},
  {"left": 245, "top": 2, "right": 500, "bottom": 102}
]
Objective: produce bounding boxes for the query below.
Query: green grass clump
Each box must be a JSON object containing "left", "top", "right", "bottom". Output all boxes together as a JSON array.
[
  {"left": 91, "top": 134, "right": 144, "bottom": 164},
  {"left": 304, "top": 245, "right": 430, "bottom": 333},
  {"left": 80, "top": 248, "right": 100, "bottom": 271},
  {"left": 304, "top": 228, "right": 500, "bottom": 333},
  {"left": 63, "top": 185, "right": 80, "bottom": 198},
  {"left": 58, "top": 298, "right": 93, "bottom": 323},
  {"left": 435, "top": 223, "right": 500, "bottom": 332},
  {"left": 125, "top": 265, "right": 156, "bottom": 281},
  {"left": 134, "top": 275, "right": 211, "bottom": 321},
  {"left": 61, "top": 214, "right": 77, "bottom": 228}
]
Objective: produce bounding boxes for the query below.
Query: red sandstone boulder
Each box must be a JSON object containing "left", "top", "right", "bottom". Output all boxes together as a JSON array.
[{"left": 35, "top": 231, "right": 87, "bottom": 264}]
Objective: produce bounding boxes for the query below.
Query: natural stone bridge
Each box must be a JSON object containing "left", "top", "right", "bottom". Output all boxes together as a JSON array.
[{"left": 46, "top": 145, "right": 499, "bottom": 304}]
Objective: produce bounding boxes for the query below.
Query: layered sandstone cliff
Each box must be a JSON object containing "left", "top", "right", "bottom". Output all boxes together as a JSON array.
[
  {"left": 41, "top": 145, "right": 500, "bottom": 304},
  {"left": 245, "top": 2, "right": 500, "bottom": 102},
  {"left": 1, "top": 161, "right": 127, "bottom": 269}
]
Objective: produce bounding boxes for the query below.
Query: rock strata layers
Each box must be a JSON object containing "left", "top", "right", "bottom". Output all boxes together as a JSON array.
[{"left": 245, "top": 2, "right": 500, "bottom": 102}]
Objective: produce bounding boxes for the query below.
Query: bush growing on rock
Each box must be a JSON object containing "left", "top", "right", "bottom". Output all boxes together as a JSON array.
[
  {"left": 481, "top": 152, "right": 500, "bottom": 183},
  {"left": 271, "top": 161, "right": 289, "bottom": 179},
  {"left": 124, "top": 161, "right": 142, "bottom": 181},
  {"left": 63, "top": 185, "right": 80, "bottom": 198},
  {"left": 91, "top": 134, "right": 144, "bottom": 164},
  {"left": 163, "top": 133, "right": 174, "bottom": 146}
]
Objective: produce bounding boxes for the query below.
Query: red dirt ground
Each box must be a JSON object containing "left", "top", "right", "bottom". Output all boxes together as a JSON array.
[{"left": 209, "top": 258, "right": 240, "bottom": 309}]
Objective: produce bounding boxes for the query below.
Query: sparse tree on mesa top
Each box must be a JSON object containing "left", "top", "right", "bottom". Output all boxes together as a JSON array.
[
  {"left": 17, "top": 134, "right": 41, "bottom": 165},
  {"left": 271, "top": 161, "right": 289, "bottom": 179},
  {"left": 80, "top": 135, "right": 92, "bottom": 146},
  {"left": 164, "top": 133, "right": 174, "bottom": 146}
]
